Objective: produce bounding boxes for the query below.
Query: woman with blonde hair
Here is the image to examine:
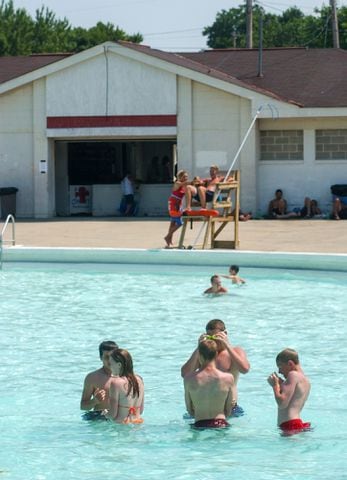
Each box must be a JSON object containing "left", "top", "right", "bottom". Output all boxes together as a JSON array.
[{"left": 164, "top": 170, "right": 188, "bottom": 247}]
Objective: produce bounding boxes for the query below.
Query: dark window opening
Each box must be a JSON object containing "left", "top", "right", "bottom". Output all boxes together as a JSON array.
[{"left": 68, "top": 140, "right": 175, "bottom": 185}]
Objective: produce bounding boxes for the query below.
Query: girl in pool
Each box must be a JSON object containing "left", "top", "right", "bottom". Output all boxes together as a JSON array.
[{"left": 104, "top": 349, "right": 144, "bottom": 424}]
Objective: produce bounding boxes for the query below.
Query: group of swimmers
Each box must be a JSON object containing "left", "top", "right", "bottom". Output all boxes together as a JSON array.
[
  {"left": 81, "top": 316, "right": 311, "bottom": 434},
  {"left": 204, "top": 265, "right": 245, "bottom": 294}
]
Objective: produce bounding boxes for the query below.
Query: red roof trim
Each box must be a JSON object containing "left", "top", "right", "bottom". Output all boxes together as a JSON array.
[{"left": 47, "top": 115, "right": 177, "bottom": 128}]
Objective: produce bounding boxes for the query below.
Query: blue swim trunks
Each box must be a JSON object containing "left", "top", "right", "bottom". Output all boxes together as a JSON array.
[{"left": 170, "top": 215, "right": 183, "bottom": 226}]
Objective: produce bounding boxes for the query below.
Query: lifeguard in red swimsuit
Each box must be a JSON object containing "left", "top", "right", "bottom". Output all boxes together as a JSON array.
[{"left": 165, "top": 170, "right": 200, "bottom": 248}]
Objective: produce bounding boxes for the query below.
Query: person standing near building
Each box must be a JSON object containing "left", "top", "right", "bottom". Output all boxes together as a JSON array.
[{"left": 121, "top": 174, "right": 135, "bottom": 216}]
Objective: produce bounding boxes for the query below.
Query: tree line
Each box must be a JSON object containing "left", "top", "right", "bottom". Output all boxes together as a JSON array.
[
  {"left": 203, "top": 4, "right": 347, "bottom": 49},
  {"left": 1, "top": 0, "right": 347, "bottom": 56},
  {"left": 0, "top": 0, "right": 142, "bottom": 55}
]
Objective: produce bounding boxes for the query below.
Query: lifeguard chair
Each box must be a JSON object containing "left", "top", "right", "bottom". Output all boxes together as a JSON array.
[{"left": 178, "top": 170, "right": 240, "bottom": 249}]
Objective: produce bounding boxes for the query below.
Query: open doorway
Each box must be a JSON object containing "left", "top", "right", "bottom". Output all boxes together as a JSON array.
[{"left": 55, "top": 139, "right": 176, "bottom": 216}]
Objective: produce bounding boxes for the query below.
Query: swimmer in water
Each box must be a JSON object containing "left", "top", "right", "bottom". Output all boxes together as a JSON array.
[
  {"left": 220, "top": 265, "right": 246, "bottom": 285},
  {"left": 184, "top": 338, "right": 234, "bottom": 429},
  {"left": 267, "top": 348, "right": 311, "bottom": 435},
  {"left": 204, "top": 275, "right": 228, "bottom": 295},
  {"left": 80, "top": 340, "right": 118, "bottom": 420},
  {"left": 104, "top": 348, "right": 144, "bottom": 424}
]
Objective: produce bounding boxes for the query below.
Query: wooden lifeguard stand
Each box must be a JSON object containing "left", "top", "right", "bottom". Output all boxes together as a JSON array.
[{"left": 178, "top": 170, "right": 240, "bottom": 249}]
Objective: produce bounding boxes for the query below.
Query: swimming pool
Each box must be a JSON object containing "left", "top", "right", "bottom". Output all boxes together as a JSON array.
[{"left": 1, "top": 250, "right": 347, "bottom": 480}]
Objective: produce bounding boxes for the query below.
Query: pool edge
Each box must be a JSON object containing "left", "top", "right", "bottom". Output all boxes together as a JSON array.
[{"left": 2, "top": 246, "right": 347, "bottom": 271}]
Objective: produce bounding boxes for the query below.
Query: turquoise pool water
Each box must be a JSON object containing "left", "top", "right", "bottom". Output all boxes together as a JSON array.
[{"left": 1, "top": 261, "right": 346, "bottom": 479}]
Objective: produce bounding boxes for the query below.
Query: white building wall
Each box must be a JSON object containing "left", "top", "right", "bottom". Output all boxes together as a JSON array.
[
  {"left": 0, "top": 85, "right": 34, "bottom": 217},
  {"left": 46, "top": 52, "right": 176, "bottom": 116},
  {"left": 33, "top": 78, "right": 54, "bottom": 218},
  {"left": 182, "top": 81, "right": 256, "bottom": 212},
  {"left": 258, "top": 117, "right": 347, "bottom": 214}
]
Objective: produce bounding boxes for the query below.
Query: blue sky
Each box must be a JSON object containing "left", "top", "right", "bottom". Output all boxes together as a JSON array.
[{"left": 13, "top": 0, "right": 345, "bottom": 51}]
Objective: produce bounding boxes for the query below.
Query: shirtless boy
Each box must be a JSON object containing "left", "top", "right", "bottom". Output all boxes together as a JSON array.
[
  {"left": 220, "top": 265, "right": 246, "bottom": 285},
  {"left": 268, "top": 189, "right": 287, "bottom": 217},
  {"left": 204, "top": 275, "right": 228, "bottom": 294},
  {"left": 80, "top": 340, "right": 118, "bottom": 420},
  {"left": 267, "top": 348, "right": 311, "bottom": 434},
  {"left": 181, "top": 319, "right": 250, "bottom": 415},
  {"left": 184, "top": 339, "right": 235, "bottom": 428}
]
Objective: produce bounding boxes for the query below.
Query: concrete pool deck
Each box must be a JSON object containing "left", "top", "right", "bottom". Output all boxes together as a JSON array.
[{"left": 4, "top": 217, "right": 347, "bottom": 254}]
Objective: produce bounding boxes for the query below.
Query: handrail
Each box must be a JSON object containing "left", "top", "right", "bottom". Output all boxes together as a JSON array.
[{"left": 0, "top": 214, "right": 16, "bottom": 269}]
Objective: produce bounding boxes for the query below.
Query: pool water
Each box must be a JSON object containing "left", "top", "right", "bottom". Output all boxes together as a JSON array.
[{"left": 1, "top": 263, "right": 346, "bottom": 480}]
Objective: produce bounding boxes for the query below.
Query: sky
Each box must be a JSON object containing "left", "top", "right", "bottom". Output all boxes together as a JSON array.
[{"left": 12, "top": 0, "right": 346, "bottom": 51}]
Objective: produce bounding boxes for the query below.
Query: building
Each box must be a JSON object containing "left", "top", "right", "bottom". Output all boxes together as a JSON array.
[{"left": 0, "top": 41, "right": 347, "bottom": 218}]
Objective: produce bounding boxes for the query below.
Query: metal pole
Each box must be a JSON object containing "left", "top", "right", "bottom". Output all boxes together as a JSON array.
[
  {"left": 330, "top": 0, "right": 340, "bottom": 48},
  {"left": 246, "top": 0, "right": 253, "bottom": 48},
  {"left": 223, "top": 105, "right": 263, "bottom": 182}
]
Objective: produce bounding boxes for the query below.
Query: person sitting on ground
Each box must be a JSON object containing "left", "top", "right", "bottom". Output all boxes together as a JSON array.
[
  {"left": 80, "top": 340, "right": 118, "bottom": 420},
  {"left": 267, "top": 348, "right": 311, "bottom": 435},
  {"left": 184, "top": 338, "right": 235, "bottom": 429},
  {"left": 204, "top": 275, "right": 228, "bottom": 294},
  {"left": 181, "top": 319, "right": 250, "bottom": 416},
  {"left": 299, "top": 197, "right": 322, "bottom": 218},
  {"left": 231, "top": 209, "right": 252, "bottom": 221},
  {"left": 268, "top": 189, "right": 288, "bottom": 217},
  {"left": 332, "top": 197, "right": 347, "bottom": 220},
  {"left": 220, "top": 265, "right": 246, "bottom": 285},
  {"left": 104, "top": 348, "right": 144, "bottom": 424}
]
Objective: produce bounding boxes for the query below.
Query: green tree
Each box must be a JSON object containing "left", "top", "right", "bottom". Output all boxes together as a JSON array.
[
  {"left": 31, "top": 6, "right": 72, "bottom": 53},
  {"left": 0, "top": 0, "right": 143, "bottom": 55},
  {"left": 203, "top": 3, "right": 347, "bottom": 49},
  {"left": 0, "top": 0, "right": 33, "bottom": 55},
  {"left": 70, "top": 22, "right": 143, "bottom": 53}
]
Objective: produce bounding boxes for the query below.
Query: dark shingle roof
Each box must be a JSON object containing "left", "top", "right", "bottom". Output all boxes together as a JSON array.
[
  {"left": 0, "top": 53, "right": 71, "bottom": 85},
  {"left": 1, "top": 44, "right": 347, "bottom": 108},
  {"left": 179, "top": 48, "right": 347, "bottom": 108}
]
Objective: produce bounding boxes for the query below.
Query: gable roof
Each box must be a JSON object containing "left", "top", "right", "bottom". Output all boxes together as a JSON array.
[
  {"left": 179, "top": 47, "right": 347, "bottom": 108},
  {"left": 0, "top": 53, "right": 71, "bottom": 85},
  {"left": 0, "top": 44, "right": 346, "bottom": 108}
]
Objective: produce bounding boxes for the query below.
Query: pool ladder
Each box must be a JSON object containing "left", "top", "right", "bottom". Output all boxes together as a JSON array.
[{"left": 0, "top": 214, "right": 16, "bottom": 269}]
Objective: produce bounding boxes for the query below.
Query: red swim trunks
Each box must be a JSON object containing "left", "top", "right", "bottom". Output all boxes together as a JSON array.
[
  {"left": 193, "top": 418, "right": 230, "bottom": 429},
  {"left": 280, "top": 419, "right": 311, "bottom": 434}
]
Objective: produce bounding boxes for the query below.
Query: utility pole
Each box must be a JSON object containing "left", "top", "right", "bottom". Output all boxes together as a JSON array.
[
  {"left": 246, "top": 0, "right": 253, "bottom": 48},
  {"left": 232, "top": 27, "right": 237, "bottom": 48},
  {"left": 330, "top": 0, "right": 340, "bottom": 48}
]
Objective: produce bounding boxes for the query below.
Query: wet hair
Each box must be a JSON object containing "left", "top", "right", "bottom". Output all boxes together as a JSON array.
[
  {"left": 198, "top": 339, "right": 218, "bottom": 361},
  {"left": 275, "top": 189, "right": 283, "bottom": 195},
  {"left": 230, "top": 265, "right": 239, "bottom": 274},
  {"left": 210, "top": 275, "right": 220, "bottom": 284},
  {"left": 205, "top": 319, "right": 226, "bottom": 332},
  {"left": 99, "top": 341, "right": 118, "bottom": 359},
  {"left": 110, "top": 348, "right": 140, "bottom": 398},
  {"left": 176, "top": 170, "right": 188, "bottom": 181},
  {"left": 276, "top": 348, "right": 299, "bottom": 365}
]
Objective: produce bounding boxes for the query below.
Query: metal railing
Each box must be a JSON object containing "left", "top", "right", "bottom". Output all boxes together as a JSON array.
[{"left": 0, "top": 214, "right": 16, "bottom": 269}]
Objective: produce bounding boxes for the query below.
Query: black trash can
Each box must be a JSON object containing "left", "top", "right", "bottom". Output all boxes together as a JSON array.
[
  {"left": 0, "top": 187, "right": 18, "bottom": 219},
  {"left": 331, "top": 184, "right": 347, "bottom": 197}
]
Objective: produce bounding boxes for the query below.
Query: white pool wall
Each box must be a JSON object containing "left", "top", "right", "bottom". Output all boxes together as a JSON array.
[{"left": 2, "top": 247, "right": 347, "bottom": 271}]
